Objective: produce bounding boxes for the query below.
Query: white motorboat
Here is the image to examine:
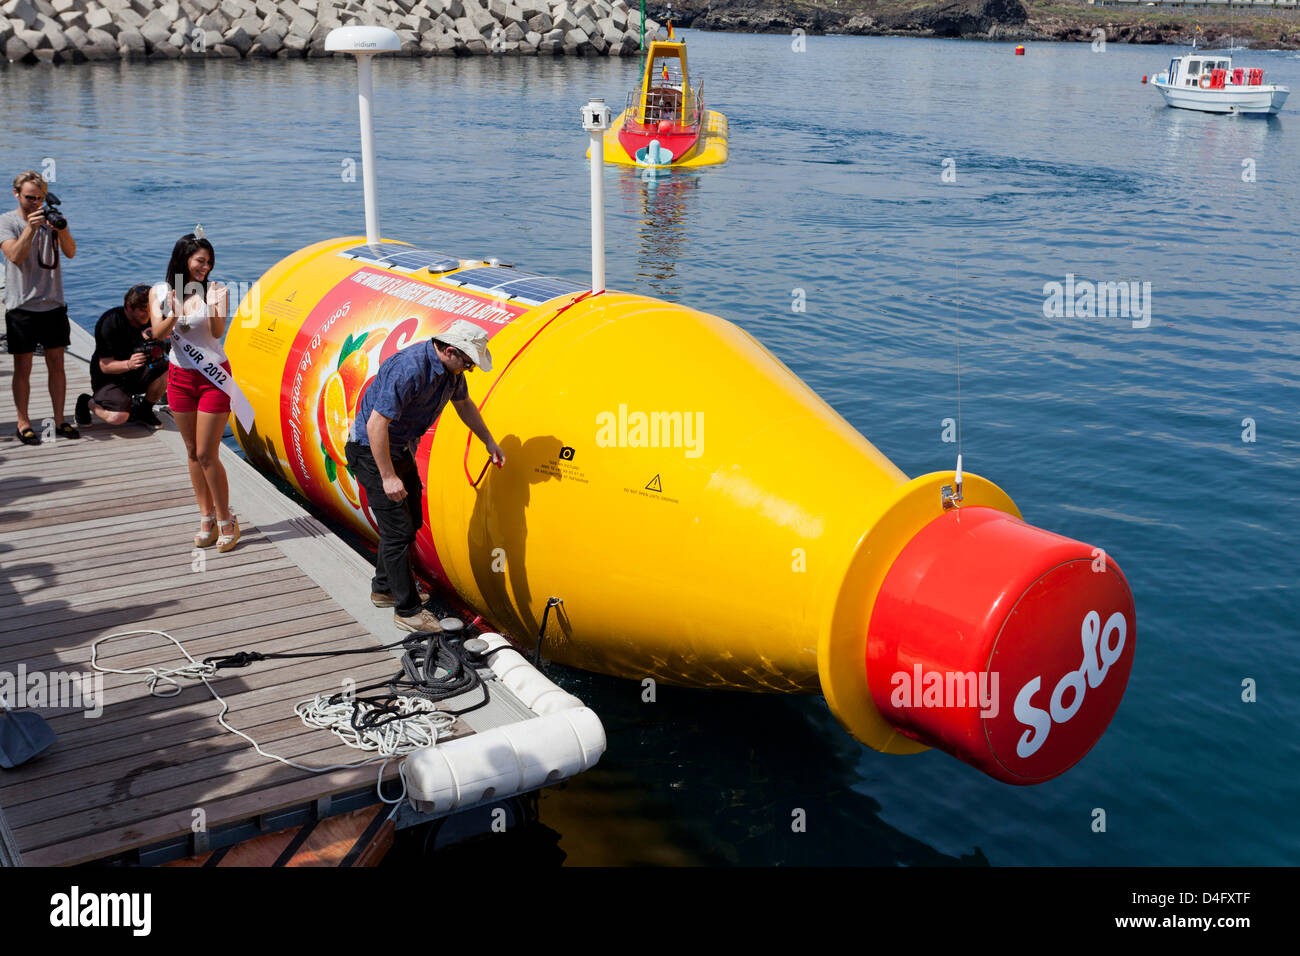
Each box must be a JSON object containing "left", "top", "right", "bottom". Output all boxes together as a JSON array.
[{"left": 1152, "top": 52, "right": 1289, "bottom": 115}]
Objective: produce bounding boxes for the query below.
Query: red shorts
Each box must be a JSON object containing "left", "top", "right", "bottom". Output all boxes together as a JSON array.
[{"left": 167, "top": 362, "right": 232, "bottom": 415}]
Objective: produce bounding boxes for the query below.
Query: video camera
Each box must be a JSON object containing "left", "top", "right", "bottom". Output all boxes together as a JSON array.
[
  {"left": 41, "top": 192, "right": 67, "bottom": 231},
  {"left": 133, "top": 335, "right": 170, "bottom": 376}
]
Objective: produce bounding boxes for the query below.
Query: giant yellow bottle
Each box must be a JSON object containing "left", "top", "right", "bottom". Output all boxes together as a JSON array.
[{"left": 227, "top": 238, "right": 1136, "bottom": 786}]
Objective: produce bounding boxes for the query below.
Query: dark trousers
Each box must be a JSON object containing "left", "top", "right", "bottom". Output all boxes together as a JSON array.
[{"left": 345, "top": 441, "right": 426, "bottom": 615}]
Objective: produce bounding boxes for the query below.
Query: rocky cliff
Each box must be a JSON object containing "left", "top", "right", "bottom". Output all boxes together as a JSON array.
[{"left": 656, "top": 0, "right": 1300, "bottom": 48}]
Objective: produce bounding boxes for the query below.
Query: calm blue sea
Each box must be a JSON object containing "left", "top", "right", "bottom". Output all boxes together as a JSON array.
[{"left": 3, "top": 31, "right": 1297, "bottom": 866}]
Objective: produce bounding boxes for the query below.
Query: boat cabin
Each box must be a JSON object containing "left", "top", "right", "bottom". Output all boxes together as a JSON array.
[
  {"left": 631, "top": 40, "right": 702, "bottom": 131},
  {"left": 1163, "top": 53, "right": 1266, "bottom": 89}
]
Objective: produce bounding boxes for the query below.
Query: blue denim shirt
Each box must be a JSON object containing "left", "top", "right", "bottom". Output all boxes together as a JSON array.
[{"left": 351, "top": 340, "right": 468, "bottom": 455}]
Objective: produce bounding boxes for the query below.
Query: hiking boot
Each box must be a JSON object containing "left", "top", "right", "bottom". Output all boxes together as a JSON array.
[
  {"left": 394, "top": 608, "right": 443, "bottom": 633},
  {"left": 75, "top": 393, "right": 92, "bottom": 426},
  {"left": 371, "top": 588, "right": 430, "bottom": 608}
]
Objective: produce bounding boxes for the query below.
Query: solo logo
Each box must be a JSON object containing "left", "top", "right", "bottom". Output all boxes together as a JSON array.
[{"left": 1013, "top": 610, "right": 1126, "bottom": 759}]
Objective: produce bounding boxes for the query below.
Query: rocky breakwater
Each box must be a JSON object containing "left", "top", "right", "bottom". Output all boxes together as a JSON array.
[{"left": 0, "top": 0, "right": 662, "bottom": 63}]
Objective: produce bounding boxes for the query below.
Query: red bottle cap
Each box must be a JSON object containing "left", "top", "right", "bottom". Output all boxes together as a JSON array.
[{"left": 866, "top": 507, "right": 1136, "bottom": 784}]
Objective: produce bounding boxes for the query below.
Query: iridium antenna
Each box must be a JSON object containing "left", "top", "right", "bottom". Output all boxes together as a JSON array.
[{"left": 326, "top": 26, "right": 401, "bottom": 246}]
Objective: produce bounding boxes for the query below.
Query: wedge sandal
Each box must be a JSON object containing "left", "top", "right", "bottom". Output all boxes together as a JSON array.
[
  {"left": 195, "top": 515, "right": 217, "bottom": 549},
  {"left": 216, "top": 515, "right": 240, "bottom": 553}
]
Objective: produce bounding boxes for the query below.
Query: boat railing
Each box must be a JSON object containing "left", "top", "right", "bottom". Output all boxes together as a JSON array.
[{"left": 624, "top": 82, "right": 706, "bottom": 132}]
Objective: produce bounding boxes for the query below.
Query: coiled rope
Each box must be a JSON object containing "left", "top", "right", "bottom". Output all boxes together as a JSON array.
[{"left": 89, "top": 629, "right": 467, "bottom": 809}]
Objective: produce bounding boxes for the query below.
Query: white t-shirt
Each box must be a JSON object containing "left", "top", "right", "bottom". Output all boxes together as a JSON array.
[{"left": 153, "top": 280, "right": 228, "bottom": 366}]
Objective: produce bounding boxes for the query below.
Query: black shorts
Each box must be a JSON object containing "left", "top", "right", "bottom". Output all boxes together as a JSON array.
[
  {"left": 4, "top": 305, "right": 70, "bottom": 355},
  {"left": 92, "top": 364, "right": 169, "bottom": 412}
]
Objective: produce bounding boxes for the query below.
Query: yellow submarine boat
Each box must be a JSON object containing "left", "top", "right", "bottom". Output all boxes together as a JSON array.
[
  {"left": 589, "top": 36, "right": 728, "bottom": 168},
  {"left": 226, "top": 238, "right": 1136, "bottom": 786}
]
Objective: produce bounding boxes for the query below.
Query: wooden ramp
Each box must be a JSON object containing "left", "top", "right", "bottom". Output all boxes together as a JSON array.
[{"left": 0, "top": 326, "right": 516, "bottom": 866}]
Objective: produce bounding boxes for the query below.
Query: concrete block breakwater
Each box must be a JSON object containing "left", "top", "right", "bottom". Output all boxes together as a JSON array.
[{"left": 0, "top": 0, "right": 663, "bottom": 63}]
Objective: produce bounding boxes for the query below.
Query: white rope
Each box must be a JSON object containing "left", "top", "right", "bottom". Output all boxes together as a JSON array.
[
  {"left": 90, "top": 630, "right": 451, "bottom": 781},
  {"left": 295, "top": 692, "right": 454, "bottom": 756},
  {"left": 90, "top": 629, "right": 217, "bottom": 697}
]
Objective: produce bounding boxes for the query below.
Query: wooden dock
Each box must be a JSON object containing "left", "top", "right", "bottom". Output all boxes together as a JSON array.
[{"left": 0, "top": 324, "right": 556, "bottom": 866}]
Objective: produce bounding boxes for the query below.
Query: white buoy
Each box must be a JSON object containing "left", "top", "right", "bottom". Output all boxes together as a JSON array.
[
  {"left": 326, "top": 26, "right": 402, "bottom": 246},
  {"left": 581, "top": 98, "right": 613, "bottom": 293}
]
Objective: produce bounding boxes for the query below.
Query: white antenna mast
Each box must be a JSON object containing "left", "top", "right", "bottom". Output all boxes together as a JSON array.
[
  {"left": 943, "top": 263, "right": 964, "bottom": 510},
  {"left": 581, "top": 98, "right": 613, "bottom": 293},
  {"left": 326, "top": 26, "right": 401, "bottom": 246}
]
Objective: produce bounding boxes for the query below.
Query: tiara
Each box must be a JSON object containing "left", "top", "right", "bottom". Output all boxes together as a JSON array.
[{"left": 194, "top": 223, "right": 205, "bottom": 240}]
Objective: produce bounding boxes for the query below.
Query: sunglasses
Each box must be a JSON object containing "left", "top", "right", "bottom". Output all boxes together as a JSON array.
[{"left": 447, "top": 346, "right": 475, "bottom": 370}]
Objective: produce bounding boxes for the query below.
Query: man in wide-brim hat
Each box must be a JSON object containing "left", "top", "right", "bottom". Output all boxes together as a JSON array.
[{"left": 345, "top": 319, "right": 505, "bottom": 632}]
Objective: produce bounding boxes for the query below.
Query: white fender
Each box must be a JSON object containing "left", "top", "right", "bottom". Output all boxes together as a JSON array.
[{"left": 404, "top": 706, "right": 607, "bottom": 815}]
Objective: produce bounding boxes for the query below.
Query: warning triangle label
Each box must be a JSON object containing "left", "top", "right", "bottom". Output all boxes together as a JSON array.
[{"left": 645, "top": 474, "right": 663, "bottom": 493}]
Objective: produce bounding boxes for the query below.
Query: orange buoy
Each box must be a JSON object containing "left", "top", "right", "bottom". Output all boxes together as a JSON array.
[{"left": 1015, "top": 45, "right": 1025, "bottom": 56}]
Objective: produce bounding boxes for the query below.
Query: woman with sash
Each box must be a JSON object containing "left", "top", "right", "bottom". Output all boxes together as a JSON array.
[{"left": 151, "top": 230, "right": 241, "bottom": 552}]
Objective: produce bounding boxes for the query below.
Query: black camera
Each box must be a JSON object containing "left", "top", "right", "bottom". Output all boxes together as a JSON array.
[
  {"left": 42, "top": 192, "right": 67, "bottom": 231},
  {"left": 133, "top": 336, "right": 170, "bottom": 375}
]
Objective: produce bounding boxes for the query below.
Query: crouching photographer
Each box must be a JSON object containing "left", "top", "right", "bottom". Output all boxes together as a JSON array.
[{"left": 76, "top": 284, "right": 170, "bottom": 428}]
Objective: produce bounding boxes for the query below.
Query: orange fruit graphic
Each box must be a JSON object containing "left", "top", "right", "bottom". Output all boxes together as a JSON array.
[
  {"left": 336, "top": 464, "right": 361, "bottom": 509},
  {"left": 317, "top": 372, "right": 351, "bottom": 466},
  {"left": 339, "top": 350, "right": 369, "bottom": 415}
]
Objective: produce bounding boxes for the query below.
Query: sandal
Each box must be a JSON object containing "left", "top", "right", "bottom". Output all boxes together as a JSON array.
[
  {"left": 195, "top": 515, "right": 217, "bottom": 548},
  {"left": 216, "top": 515, "right": 240, "bottom": 553},
  {"left": 15, "top": 426, "right": 40, "bottom": 446},
  {"left": 55, "top": 422, "right": 80, "bottom": 439}
]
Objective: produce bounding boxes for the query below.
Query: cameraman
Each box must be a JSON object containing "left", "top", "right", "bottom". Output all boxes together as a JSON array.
[
  {"left": 1, "top": 170, "right": 77, "bottom": 444},
  {"left": 76, "top": 284, "right": 169, "bottom": 428}
]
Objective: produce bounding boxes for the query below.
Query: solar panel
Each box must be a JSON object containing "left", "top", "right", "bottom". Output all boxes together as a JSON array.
[
  {"left": 444, "top": 267, "right": 587, "bottom": 305},
  {"left": 444, "top": 266, "right": 539, "bottom": 292},
  {"left": 341, "top": 244, "right": 387, "bottom": 260},
  {"left": 380, "top": 249, "right": 461, "bottom": 273},
  {"left": 496, "top": 276, "right": 589, "bottom": 305},
  {"left": 338, "top": 245, "right": 460, "bottom": 273},
  {"left": 338, "top": 251, "right": 589, "bottom": 307}
]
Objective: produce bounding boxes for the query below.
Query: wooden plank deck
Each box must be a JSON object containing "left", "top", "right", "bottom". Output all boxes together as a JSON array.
[{"left": 0, "top": 325, "right": 489, "bottom": 866}]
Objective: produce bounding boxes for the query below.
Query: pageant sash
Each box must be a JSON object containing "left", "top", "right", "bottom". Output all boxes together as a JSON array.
[{"left": 171, "top": 327, "right": 255, "bottom": 432}]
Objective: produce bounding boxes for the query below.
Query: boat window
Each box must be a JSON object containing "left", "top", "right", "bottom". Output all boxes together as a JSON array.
[{"left": 1187, "top": 60, "right": 1201, "bottom": 74}]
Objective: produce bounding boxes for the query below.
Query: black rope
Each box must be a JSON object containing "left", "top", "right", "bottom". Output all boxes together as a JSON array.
[
  {"left": 203, "top": 634, "right": 421, "bottom": 670},
  {"left": 326, "top": 632, "right": 491, "bottom": 732}
]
